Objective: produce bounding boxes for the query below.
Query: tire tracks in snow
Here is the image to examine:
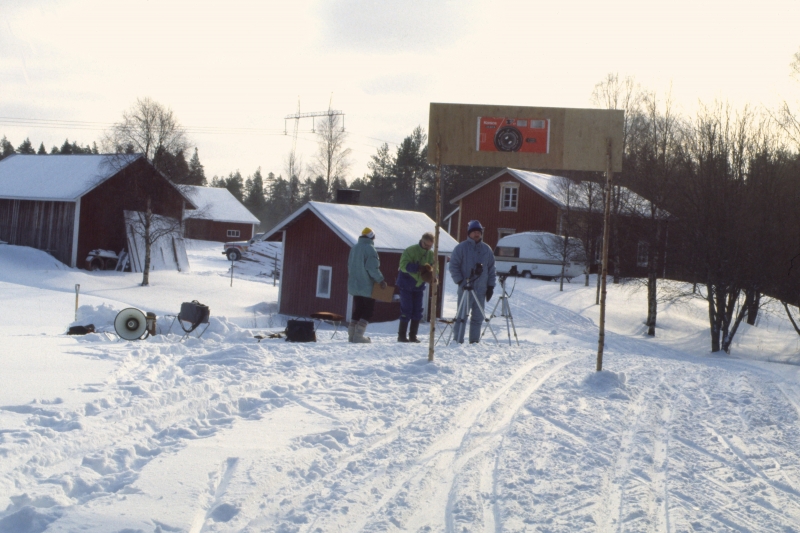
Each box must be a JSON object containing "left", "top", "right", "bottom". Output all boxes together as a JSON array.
[{"left": 331, "top": 350, "right": 581, "bottom": 533}]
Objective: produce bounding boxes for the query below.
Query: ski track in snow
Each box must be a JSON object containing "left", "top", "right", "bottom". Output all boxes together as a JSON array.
[{"left": 2, "top": 272, "right": 800, "bottom": 531}]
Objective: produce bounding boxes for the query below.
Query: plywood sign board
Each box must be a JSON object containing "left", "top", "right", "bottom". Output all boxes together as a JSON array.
[{"left": 428, "top": 103, "right": 624, "bottom": 172}]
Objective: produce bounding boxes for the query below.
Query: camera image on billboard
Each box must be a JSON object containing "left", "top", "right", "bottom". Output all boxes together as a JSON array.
[{"left": 476, "top": 117, "right": 550, "bottom": 154}]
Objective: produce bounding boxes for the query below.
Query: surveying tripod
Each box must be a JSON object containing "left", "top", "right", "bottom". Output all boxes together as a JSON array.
[
  {"left": 481, "top": 273, "right": 519, "bottom": 346},
  {"left": 450, "top": 264, "right": 499, "bottom": 345}
]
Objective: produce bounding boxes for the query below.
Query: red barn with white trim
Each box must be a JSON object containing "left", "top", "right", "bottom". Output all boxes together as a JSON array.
[{"left": 263, "top": 202, "right": 458, "bottom": 323}]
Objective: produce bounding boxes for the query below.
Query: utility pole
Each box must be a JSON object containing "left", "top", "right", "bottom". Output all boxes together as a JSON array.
[{"left": 284, "top": 103, "right": 345, "bottom": 181}]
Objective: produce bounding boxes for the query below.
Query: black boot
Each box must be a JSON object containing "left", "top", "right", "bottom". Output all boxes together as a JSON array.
[
  {"left": 398, "top": 320, "right": 410, "bottom": 342},
  {"left": 409, "top": 320, "right": 421, "bottom": 343}
]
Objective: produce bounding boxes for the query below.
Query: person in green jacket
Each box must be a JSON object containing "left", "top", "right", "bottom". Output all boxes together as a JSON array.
[
  {"left": 347, "top": 227, "right": 386, "bottom": 343},
  {"left": 396, "top": 232, "right": 436, "bottom": 343}
]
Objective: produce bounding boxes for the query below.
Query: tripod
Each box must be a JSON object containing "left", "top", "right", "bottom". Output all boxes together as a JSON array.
[
  {"left": 482, "top": 275, "right": 519, "bottom": 346},
  {"left": 450, "top": 277, "right": 499, "bottom": 345}
]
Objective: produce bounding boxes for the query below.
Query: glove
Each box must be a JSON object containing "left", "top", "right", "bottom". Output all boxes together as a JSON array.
[
  {"left": 486, "top": 286, "right": 494, "bottom": 301},
  {"left": 406, "top": 262, "right": 420, "bottom": 274},
  {"left": 380, "top": 280, "right": 387, "bottom": 290}
]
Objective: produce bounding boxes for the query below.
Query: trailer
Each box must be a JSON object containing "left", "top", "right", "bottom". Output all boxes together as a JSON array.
[{"left": 494, "top": 231, "right": 586, "bottom": 280}]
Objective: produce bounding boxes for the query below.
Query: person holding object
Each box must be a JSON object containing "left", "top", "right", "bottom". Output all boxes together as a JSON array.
[
  {"left": 396, "top": 232, "right": 436, "bottom": 343},
  {"left": 448, "top": 220, "right": 496, "bottom": 344},
  {"left": 348, "top": 227, "right": 386, "bottom": 343}
]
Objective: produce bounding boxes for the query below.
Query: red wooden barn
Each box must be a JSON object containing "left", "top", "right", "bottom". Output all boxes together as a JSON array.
[
  {"left": 447, "top": 167, "right": 668, "bottom": 276},
  {"left": 0, "top": 154, "right": 193, "bottom": 268},
  {"left": 183, "top": 185, "right": 260, "bottom": 242},
  {"left": 263, "top": 202, "right": 459, "bottom": 323}
]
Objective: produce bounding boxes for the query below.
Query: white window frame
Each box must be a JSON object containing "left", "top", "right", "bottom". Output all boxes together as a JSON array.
[
  {"left": 499, "top": 182, "right": 519, "bottom": 212},
  {"left": 316, "top": 266, "right": 333, "bottom": 298},
  {"left": 227, "top": 229, "right": 241, "bottom": 238},
  {"left": 637, "top": 241, "right": 649, "bottom": 268}
]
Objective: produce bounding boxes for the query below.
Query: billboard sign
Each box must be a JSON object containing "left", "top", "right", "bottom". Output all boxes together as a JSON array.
[{"left": 429, "top": 103, "right": 623, "bottom": 172}]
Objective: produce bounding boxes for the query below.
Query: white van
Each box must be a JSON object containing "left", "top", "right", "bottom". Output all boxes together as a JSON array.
[{"left": 494, "top": 231, "right": 587, "bottom": 280}]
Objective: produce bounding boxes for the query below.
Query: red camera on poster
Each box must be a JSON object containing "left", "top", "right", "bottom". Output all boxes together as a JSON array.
[{"left": 476, "top": 117, "right": 550, "bottom": 154}]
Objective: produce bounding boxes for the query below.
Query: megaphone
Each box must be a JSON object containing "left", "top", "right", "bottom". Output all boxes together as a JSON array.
[{"left": 114, "top": 308, "right": 148, "bottom": 340}]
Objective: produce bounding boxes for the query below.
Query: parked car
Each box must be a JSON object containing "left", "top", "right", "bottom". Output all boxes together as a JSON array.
[
  {"left": 222, "top": 233, "right": 264, "bottom": 261},
  {"left": 494, "top": 231, "right": 586, "bottom": 280}
]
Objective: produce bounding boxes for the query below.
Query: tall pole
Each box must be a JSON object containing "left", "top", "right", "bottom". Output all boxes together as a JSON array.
[
  {"left": 597, "top": 139, "right": 613, "bottom": 371},
  {"left": 428, "top": 138, "right": 442, "bottom": 362}
]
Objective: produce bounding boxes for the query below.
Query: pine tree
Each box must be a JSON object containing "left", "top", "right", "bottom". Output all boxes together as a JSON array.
[
  {"left": 311, "top": 176, "right": 328, "bottom": 201},
  {"left": 154, "top": 148, "right": 190, "bottom": 183},
  {"left": 187, "top": 148, "right": 206, "bottom": 185},
  {"left": 37, "top": 142, "right": 47, "bottom": 155},
  {"left": 393, "top": 127, "right": 429, "bottom": 210},
  {"left": 1, "top": 136, "right": 16, "bottom": 160},
  {"left": 244, "top": 168, "right": 267, "bottom": 212},
  {"left": 60, "top": 139, "right": 73, "bottom": 154},
  {"left": 365, "top": 142, "right": 396, "bottom": 206},
  {"left": 17, "top": 138, "right": 35, "bottom": 154}
]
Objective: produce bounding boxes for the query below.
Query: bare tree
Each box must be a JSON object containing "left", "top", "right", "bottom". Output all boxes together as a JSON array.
[
  {"left": 625, "top": 89, "right": 684, "bottom": 335},
  {"left": 102, "top": 98, "right": 193, "bottom": 286},
  {"left": 676, "top": 102, "right": 755, "bottom": 353},
  {"left": 538, "top": 175, "right": 584, "bottom": 291},
  {"left": 591, "top": 73, "right": 646, "bottom": 284},
  {"left": 308, "top": 108, "right": 351, "bottom": 197},
  {"left": 102, "top": 97, "right": 190, "bottom": 176}
]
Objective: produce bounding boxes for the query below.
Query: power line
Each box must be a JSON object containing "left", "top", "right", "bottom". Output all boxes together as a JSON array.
[{"left": 0, "top": 115, "right": 403, "bottom": 149}]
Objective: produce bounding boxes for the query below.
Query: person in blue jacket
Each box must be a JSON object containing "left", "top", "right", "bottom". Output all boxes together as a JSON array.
[
  {"left": 448, "top": 220, "right": 496, "bottom": 344},
  {"left": 347, "top": 227, "right": 386, "bottom": 343}
]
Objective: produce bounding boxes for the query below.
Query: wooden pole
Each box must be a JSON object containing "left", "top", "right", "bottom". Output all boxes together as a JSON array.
[
  {"left": 428, "top": 138, "right": 442, "bottom": 362},
  {"left": 74, "top": 284, "right": 80, "bottom": 321},
  {"left": 597, "top": 139, "right": 613, "bottom": 371}
]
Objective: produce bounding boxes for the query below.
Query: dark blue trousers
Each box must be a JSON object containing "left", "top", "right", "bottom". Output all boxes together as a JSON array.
[{"left": 399, "top": 289, "right": 424, "bottom": 322}]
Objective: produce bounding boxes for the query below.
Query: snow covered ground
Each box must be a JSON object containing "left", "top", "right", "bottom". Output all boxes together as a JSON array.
[{"left": 2, "top": 239, "right": 800, "bottom": 532}]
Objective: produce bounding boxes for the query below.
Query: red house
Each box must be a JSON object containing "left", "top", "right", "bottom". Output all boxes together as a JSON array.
[
  {"left": 447, "top": 167, "right": 668, "bottom": 276},
  {"left": 183, "top": 185, "right": 259, "bottom": 242},
  {"left": 0, "top": 154, "right": 193, "bottom": 268},
  {"left": 263, "top": 202, "right": 458, "bottom": 323}
]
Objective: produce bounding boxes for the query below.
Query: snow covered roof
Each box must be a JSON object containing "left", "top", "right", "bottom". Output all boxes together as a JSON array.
[
  {"left": 183, "top": 186, "right": 260, "bottom": 224},
  {"left": 0, "top": 153, "right": 143, "bottom": 201},
  {"left": 263, "top": 201, "right": 459, "bottom": 253},
  {"left": 450, "top": 167, "right": 670, "bottom": 218}
]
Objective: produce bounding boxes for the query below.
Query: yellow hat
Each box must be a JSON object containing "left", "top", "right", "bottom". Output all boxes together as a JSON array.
[{"left": 361, "top": 227, "right": 375, "bottom": 239}]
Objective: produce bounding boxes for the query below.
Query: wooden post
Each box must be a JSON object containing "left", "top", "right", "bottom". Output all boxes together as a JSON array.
[
  {"left": 428, "top": 138, "right": 443, "bottom": 362},
  {"left": 457, "top": 199, "right": 463, "bottom": 241},
  {"left": 597, "top": 139, "right": 613, "bottom": 371},
  {"left": 74, "top": 284, "right": 80, "bottom": 321}
]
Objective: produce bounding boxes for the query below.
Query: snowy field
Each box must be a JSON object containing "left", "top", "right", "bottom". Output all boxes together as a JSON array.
[{"left": 2, "top": 240, "right": 800, "bottom": 532}]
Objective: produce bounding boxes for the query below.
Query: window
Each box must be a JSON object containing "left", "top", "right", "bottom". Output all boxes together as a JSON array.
[
  {"left": 637, "top": 241, "right": 649, "bottom": 268},
  {"left": 495, "top": 246, "right": 520, "bottom": 258},
  {"left": 227, "top": 229, "right": 240, "bottom": 238},
  {"left": 498, "top": 228, "right": 515, "bottom": 241},
  {"left": 316, "top": 266, "right": 332, "bottom": 298},
  {"left": 500, "top": 183, "right": 519, "bottom": 211}
]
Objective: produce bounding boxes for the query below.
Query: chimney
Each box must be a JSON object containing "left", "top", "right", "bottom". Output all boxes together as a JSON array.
[{"left": 336, "top": 189, "right": 360, "bottom": 205}]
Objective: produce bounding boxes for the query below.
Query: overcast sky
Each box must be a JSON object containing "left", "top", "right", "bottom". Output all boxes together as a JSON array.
[{"left": 1, "top": 0, "right": 798, "bottom": 182}]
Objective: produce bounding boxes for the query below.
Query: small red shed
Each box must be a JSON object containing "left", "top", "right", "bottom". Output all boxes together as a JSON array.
[
  {"left": 183, "top": 186, "right": 259, "bottom": 242},
  {"left": 263, "top": 202, "right": 459, "bottom": 323}
]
